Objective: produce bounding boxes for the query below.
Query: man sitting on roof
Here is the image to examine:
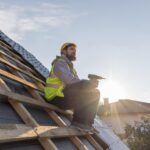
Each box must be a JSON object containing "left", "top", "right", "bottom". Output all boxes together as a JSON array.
[{"left": 44, "top": 43, "right": 100, "bottom": 130}]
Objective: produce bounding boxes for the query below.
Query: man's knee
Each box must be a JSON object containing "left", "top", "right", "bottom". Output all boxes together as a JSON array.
[{"left": 85, "top": 89, "right": 100, "bottom": 103}]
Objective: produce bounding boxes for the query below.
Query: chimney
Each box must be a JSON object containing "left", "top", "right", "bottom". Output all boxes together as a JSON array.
[
  {"left": 103, "top": 98, "right": 110, "bottom": 115},
  {"left": 104, "top": 98, "right": 109, "bottom": 107}
]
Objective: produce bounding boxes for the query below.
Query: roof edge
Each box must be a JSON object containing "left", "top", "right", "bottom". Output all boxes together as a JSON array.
[{"left": 0, "top": 30, "right": 49, "bottom": 78}]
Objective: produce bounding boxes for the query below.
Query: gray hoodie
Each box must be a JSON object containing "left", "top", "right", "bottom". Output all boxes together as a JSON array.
[{"left": 52, "top": 55, "right": 80, "bottom": 85}]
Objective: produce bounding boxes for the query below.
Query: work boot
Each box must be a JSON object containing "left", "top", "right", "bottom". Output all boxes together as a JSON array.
[{"left": 70, "top": 121, "right": 92, "bottom": 131}]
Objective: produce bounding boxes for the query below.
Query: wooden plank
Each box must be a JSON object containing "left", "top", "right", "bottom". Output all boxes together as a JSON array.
[
  {"left": 0, "top": 40, "right": 24, "bottom": 62},
  {"left": 0, "top": 124, "right": 92, "bottom": 143},
  {"left": 47, "top": 111, "right": 88, "bottom": 150},
  {"left": 1, "top": 55, "right": 102, "bottom": 150},
  {"left": 0, "top": 41, "right": 39, "bottom": 79},
  {"left": 0, "top": 124, "right": 37, "bottom": 143},
  {"left": 0, "top": 79, "right": 58, "bottom": 150},
  {"left": 0, "top": 57, "right": 45, "bottom": 85},
  {"left": 48, "top": 112, "right": 103, "bottom": 150},
  {"left": 0, "top": 50, "right": 37, "bottom": 75},
  {"left": 0, "top": 53, "right": 45, "bottom": 91},
  {"left": 35, "top": 126, "right": 92, "bottom": 138},
  {"left": 0, "top": 41, "right": 41, "bottom": 80},
  {"left": 0, "top": 40, "right": 13, "bottom": 50},
  {"left": 0, "top": 55, "right": 58, "bottom": 150},
  {"left": 86, "top": 135, "right": 104, "bottom": 150},
  {"left": 0, "top": 69, "right": 43, "bottom": 92},
  {"left": 1, "top": 45, "right": 104, "bottom": 150},
  {"left": 11, "top": 68, "right": 89, "bottom": 150},
  {"left": 0, "top": 89, "right": 72, "bottom": 116},
  {"left": 39, "top": 138, "right": 58, "bottom": 150},
  {"left": 0, "top": 40, "right": 38, "bottom": 81}
]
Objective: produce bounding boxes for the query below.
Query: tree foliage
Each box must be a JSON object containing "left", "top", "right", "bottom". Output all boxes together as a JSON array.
[{"left": 125, "top": 117, "right": 150, "bottom": 150}]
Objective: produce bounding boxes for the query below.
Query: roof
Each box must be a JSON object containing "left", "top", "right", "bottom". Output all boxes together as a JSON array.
[
  {"left": 100, "top": 99, "right": 150, "bottom": 115},
  {"left": 0, "top": 30, "right": 49, "bottom": 78},
  {"left": 0, "top": 30, "right": 129, "bottom": 150}
]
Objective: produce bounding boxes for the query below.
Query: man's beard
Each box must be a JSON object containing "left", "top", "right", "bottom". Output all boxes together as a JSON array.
[{"left": 66, "top": 54, "right": 76, "bottom": 61}]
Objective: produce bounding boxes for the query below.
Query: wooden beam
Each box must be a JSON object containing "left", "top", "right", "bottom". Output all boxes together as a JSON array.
[
  {"left": 0, "top": 40, "right": 13, "bottom": 50},
  {"left": 35, "top": 126, "right": 92, "bottom": 138},
  {"left": 0, "top": 50, "right": 37, "bottom": 75},
  {"left": 0, "top": 69, "right": 43, "bottom": 92},
  {"left": 0, "top": 41, "right": 24, "bottom": 62},
  {"left": 0, "top": 57, "right": 45, "bottom": 85},
  {"left": 46, "top": 101, "right": 103, "bottom": 150},
  {"left": 0, "top": 89, "right": 72, "bottom": 116},
  {"left": 12, "top": 68, "right": 89, "bottom": 150},
  {"left": 1, "top": 56, "right": 100, "bottom": 150},
  {"left": 0, "top": 79, "right": 58, "bottom": 150},
  {"left": 0, "top": 124, "right": 37, "bottom": 143},
  {"left": 0, "top": 124, "right": 92, "bottom": 144},
  {"left": 45, "top": 111, "right": 88, "bottom": 150},
  {"left": 86, "top": 135, "right": 104, "bottom": 150}
]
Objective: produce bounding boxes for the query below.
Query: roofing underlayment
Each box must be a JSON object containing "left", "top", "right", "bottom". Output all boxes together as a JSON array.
[{"left": 0, "top": 30, "right": 129, "bottom": 150}]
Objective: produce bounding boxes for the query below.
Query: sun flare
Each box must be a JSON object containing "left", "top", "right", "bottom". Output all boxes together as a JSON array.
[{"left": 98, "top": 79, "right": 126, "bottom": 103}]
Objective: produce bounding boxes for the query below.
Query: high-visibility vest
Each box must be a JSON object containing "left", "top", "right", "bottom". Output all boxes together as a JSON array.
[{"left": 44, "top": 57, "right": 77, "bottom": 101}]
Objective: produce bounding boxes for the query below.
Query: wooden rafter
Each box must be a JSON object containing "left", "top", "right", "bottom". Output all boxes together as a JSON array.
[
  {"left": 0, "top": 57, "right": 45, "bottom": 84},
  {"left": 0, "top": 41, "right": 104, "bottom": 150},
  {"left": 0, "top": 124, "right": 93, "bottom": 144},
  {"left": 0, "top": 69, "right": 43, "bottom": 92},
  {"left": 0, "top": 89, "right": 72, "bottom": 116}
]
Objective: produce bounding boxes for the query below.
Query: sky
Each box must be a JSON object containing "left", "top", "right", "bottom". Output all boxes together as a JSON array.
[{"left": 0, "top": 0, "right": 150, "bottom": 103}]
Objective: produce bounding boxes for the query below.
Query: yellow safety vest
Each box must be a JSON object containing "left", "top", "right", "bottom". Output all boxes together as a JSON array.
[{"left": 44, "top": 58, "right": 77, "bottom": 101}]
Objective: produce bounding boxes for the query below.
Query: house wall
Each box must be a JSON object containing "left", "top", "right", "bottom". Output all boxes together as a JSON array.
[{"left": 100, "top": 113, "right": 150, "bottom": 135}]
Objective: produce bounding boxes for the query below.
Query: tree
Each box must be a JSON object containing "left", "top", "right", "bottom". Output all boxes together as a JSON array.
[{"left": 125, "top": 117, "right": 150, "bottom": 150}]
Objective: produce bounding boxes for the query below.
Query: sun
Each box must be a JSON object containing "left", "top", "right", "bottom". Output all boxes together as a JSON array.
[{"left": 98, "top": 79, "right": 126, "bottom": 103}]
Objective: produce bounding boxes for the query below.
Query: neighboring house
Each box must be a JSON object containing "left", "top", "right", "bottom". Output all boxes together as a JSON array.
[
  {"left": 98, "top": 98, "right": 150, "bottom": 139},
  {"left": 0, "top": 31, "right": 129, "bottom": 150}
]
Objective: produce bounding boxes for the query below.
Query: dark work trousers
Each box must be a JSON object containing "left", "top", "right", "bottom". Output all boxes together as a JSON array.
[{"left": 49, "top": 80, "right": 100, "bottom": 126}]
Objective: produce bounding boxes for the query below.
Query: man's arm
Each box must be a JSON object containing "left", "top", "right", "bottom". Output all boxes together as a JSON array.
[{"left": 53, "top": 59, "right": 80, "bottom": 85}]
